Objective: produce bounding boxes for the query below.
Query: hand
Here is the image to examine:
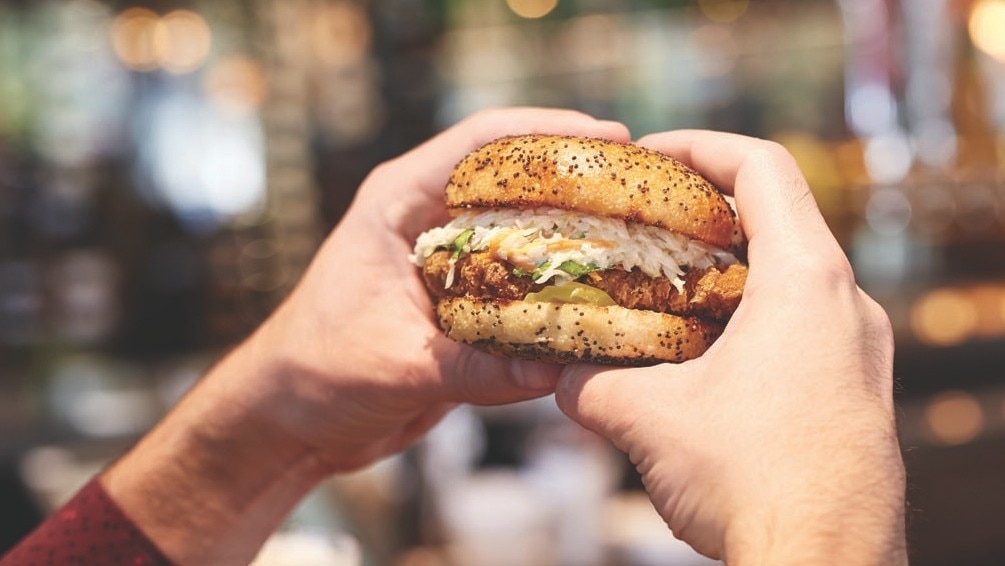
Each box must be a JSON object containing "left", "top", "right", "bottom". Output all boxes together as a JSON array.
[
  {"left": 102, "top": 108, "right": 630, "bottom": 564},
  {"left": 252, "top": 108, "right": 630, "bottom": 471},
  {"left": 554, "top": 131, "right": 907, "bottom": 565}
]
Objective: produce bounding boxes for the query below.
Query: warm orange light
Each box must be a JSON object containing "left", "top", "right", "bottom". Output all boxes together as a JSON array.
[
  {"left": 156, "top": 10, "right": 212, "bottom": 74},
  {"left": 204, "top": 55, "right": 268, "bottom": 114},
  {"left": 970, "top": 0, "right": 1005, "bottom": 62},
  {"left": 311, "top": 1, "right": 372, "bottom": 66},
  {"left": 924, "top": 390, "right": 984, "bottom": 445},
  {"left": 111, "top": 8, "right": 212, "bottom": 74},
  {"left": 111, "top": 8, "right": 160, "bottom": 71},
  {"left": 506, "top": 0, "right": 559, "bottom": 19},
  {"left": 910, "top": 289, "right": 978, "bottom": 346},
  {"left": 698, "top": 0, "right": 749, "bottom": 23},
  {"left": 999, "top": 287, "right": 1005, "bottom": 333},
  {"left": 968, "top": 285, "right": 1005, "bottom": 338}
]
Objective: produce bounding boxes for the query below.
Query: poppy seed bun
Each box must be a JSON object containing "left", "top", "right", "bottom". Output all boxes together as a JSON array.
[
  {"left": 445, "top": 134, "right": 742, "bottom": 251},
  {"left": 412, "top": 134, "right": 747, "bottom": 366},
  {"left": 436, "top": 297, "right": 724, "bottom": 366}
]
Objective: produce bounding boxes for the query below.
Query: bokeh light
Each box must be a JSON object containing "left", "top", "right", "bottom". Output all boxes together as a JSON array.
[
  {"left": 925, "top": 390, "right": 985, "bottom": 445},
  {"left": 311, "top": 1, "right": 372, "bottom": 66},
  {"left": 970, "top": 0, "right": 1005, "bottom": 62},
  {"left": 911, "top": 288, "right": 978, "bottom": 346},
  {"left": 156, "top": 10, "right": 212, "bottom": 74},
  {"left": 863, "top": 131, "right": 913, "bottom": 185},
  {"left": 203, "top": 55, "right": 269, "bottom": 114},
  {"left": 865, "top": 186, "right": 912, "bottom": 236},
  {"left": 970, "top": 285, "right": 1005, "bottom": 338},
  {"left": 111, "top": 8, "right": 211, "bottom": 74},
  {"left": 506, "top": 0, "right": 559, "bottom": 19},
  {"left": 111, "top": 7, "right": 160, "bottom": 72},
  {"left": 698, "top": 0, "right": 749, "bottom": 24}
]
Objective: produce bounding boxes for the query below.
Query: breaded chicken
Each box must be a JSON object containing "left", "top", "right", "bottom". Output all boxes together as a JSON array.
[{"left": 422, "top": 251, "right": 745, "bottom": 322}]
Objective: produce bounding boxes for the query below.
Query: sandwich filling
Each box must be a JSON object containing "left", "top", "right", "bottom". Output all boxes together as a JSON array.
[{"left": 410, "top": 207, "right": 738, "bottom": 292}]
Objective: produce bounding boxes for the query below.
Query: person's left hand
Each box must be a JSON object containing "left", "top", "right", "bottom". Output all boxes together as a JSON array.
[{"left": 248, "top": 108, "right": 631, "bottom": 471}]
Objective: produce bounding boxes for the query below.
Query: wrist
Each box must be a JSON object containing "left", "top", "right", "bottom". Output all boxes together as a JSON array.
[
  {"left": 102, "top": 331, "right": 329, "bottom": 564},
  {"left": 724, "top": 514, "right": 907, "bottom": 566},
  {"left": 721, "top": 471, "right": 908, "bottom": 566}
]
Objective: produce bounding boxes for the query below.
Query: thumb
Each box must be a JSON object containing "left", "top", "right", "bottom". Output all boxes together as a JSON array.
[{"left": 555, "top": 363, "right": 685, "bottom": 446}]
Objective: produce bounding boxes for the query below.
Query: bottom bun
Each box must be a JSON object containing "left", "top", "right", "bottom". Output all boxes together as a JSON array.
[{"left": 436, "top": 297, "right": 724, "bottom": 366}]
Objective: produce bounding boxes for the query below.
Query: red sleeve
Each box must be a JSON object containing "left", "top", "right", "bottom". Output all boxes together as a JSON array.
[{"left": 0, "top": 478, "right": 171, "bottom": 566}]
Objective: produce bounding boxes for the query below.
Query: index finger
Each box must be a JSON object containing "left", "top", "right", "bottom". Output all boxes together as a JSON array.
[
  {"left": 635, "top": 130, "right": 844, "bottom": 265},
  {"left": 373, "top": 107, "right": 631, "bottom": 239}
]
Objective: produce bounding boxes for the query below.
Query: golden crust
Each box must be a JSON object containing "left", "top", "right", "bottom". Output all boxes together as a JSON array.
[
  {"left": 435, "top": 297, "right": 724, "bottom": 366},
  {"left": 422, "top": 250, "right": 746, "bottom": 322},
  {"left": 445, "top": 134, "right": 742, "bottom": 250}
]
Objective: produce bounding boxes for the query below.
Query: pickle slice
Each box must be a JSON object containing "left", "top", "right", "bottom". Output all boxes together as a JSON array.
[{"left": 524, "top": 281, "right": 616, "bottom": 306}]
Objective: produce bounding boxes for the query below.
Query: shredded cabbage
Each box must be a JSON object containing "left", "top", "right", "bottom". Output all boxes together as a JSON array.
[{"left": 409, "top": 207, "right": 737, "bottom": 291}]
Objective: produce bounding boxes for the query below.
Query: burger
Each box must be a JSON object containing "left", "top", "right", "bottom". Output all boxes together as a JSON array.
[{"left": 409, "top": 134, "right": 747, "bottom": 366}]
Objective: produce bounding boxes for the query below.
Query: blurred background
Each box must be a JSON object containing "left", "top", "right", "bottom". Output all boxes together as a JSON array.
[{"left": 1, "top": 0, "right": 1004, "bottom": 564}]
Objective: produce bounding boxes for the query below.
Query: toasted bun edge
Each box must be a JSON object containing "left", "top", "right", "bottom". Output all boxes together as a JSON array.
[{"left": 435, "top": 296, "right": 724, "bottom": 365}]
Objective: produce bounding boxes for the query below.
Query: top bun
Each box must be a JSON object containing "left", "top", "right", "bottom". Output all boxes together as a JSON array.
[{"left": 445, "top": 134, "right": 741, "bottom": 250}]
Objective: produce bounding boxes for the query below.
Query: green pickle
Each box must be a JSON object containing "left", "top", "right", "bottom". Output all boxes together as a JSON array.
[
  {"left": 525, "top": 282, "right": 616, "bottom": 306},
  {"left": 450, "top": 229, "right": 475, "bottom": 260}
]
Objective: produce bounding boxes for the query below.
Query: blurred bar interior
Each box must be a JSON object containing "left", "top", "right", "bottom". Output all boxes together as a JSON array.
[{"left": 1, "top": 0, "right": 1005, "bottom": 564}]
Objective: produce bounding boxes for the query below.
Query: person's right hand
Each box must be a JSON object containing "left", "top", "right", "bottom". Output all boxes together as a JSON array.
[
  {"left": 99, "top": 108, "right": 628, "bottom": 566},
  {"left": 555, "top": 131, "right": 907, "bottom": 565}
]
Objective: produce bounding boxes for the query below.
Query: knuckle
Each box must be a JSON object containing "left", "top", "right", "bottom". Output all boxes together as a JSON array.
[
  {"left": 357, "top": 158, "right": 405, "bottom": 209},
  {"left": 790, "top": 251, "right": 856, "bottom": 290},
  {"left": 819, "top": 254, "right": 856, "bottom": 285},
  {"left": 764, "top": 252, "right": 858, "bottom": 310},
  {"left": 862, "top": 292, "right": 895, "bottom": 344},
  {"left": 364, "top": 158, "right": 399, "bottom": 187},
  {"left": 789, "top": 180, "right": 821, "bottom": 211},
  {"left": 743, "top": 141, "right": 819, "bottom": 212},
  {"left": 746, "top": 140, "right": 798, "bottom": 172},
  {"left": 857, "top": 295, "right": 896, "bottom": 396}
]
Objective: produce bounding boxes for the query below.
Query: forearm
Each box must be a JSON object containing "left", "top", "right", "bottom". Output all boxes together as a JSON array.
[{"left": 101, "top": 332, "right": 328, "bottom": 565}]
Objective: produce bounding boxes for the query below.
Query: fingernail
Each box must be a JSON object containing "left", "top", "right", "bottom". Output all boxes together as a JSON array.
[{"left": 512, "top": 359, "right": 563, "bottom": 390}]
